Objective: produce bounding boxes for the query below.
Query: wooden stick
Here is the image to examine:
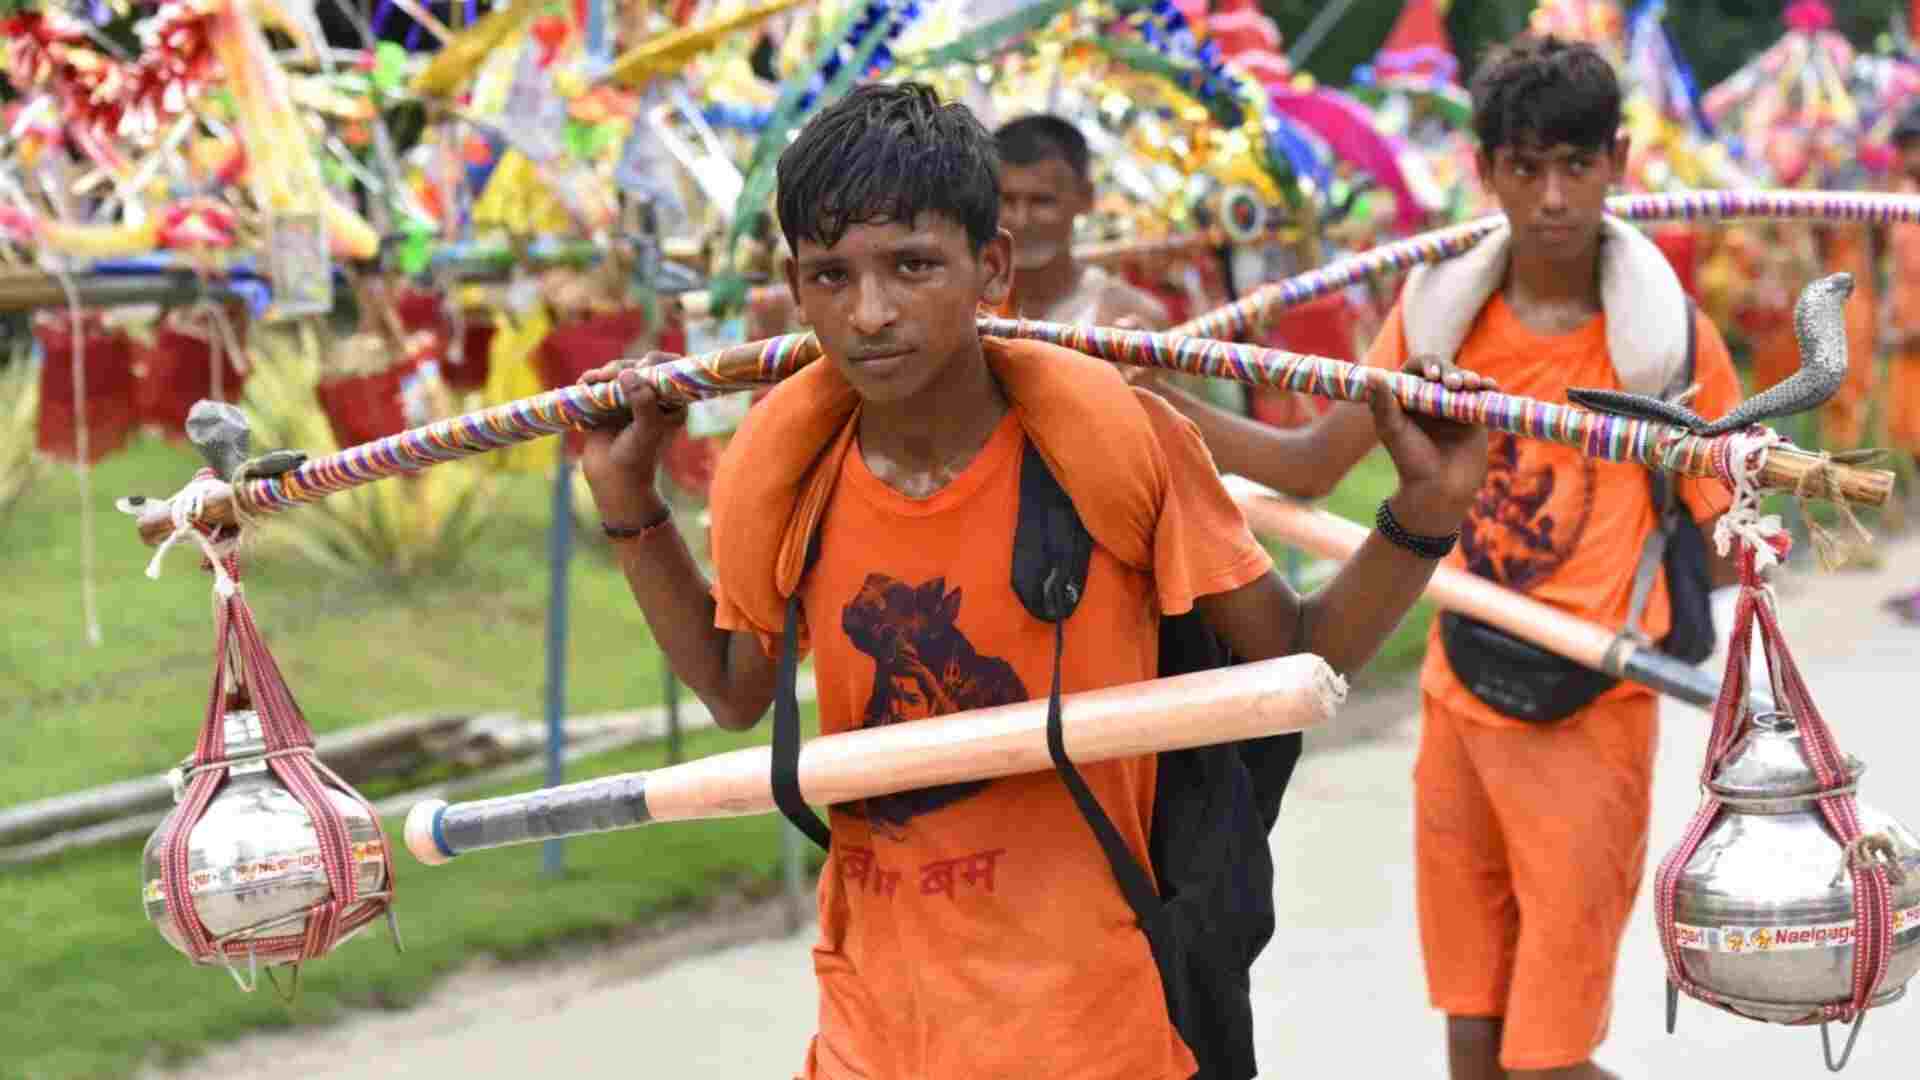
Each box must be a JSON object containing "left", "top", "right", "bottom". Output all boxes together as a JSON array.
[
  {"left": 0, "top": 270, "right": 244, "bottom": 312},
  {"left": 1076, "top": 229, "right": 1228, "bottom": 269},
  {"left": 404, "top": 654, "right": 1343, "bottom": 864},
  {"left": 1226, "top": 478, "right": 1771, "bottom": 713}
]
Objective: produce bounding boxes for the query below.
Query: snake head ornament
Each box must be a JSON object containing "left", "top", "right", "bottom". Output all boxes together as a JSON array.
[
  {"left": 235, "top": 450, "right": 309, "bottom": 482},
  {"left": 185, "top": 400, "right": 253, "bottom": 478},
  {"left": 1566, "top": 272, "right": 1853, "bottom": 435}
]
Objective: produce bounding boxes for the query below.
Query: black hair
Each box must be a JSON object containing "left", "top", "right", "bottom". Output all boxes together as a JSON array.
[
  {"left": 774, "top": 82, "right": 1000, "bottom": 255},
  {"left": 1469, "top": 34, "right": 1622, "bottom": 154},
  {"left": 994, "top": 114, "right": 1092, "bottom": 182},
  {"left": 1894, "top": 102, "right": 1920, "bottom": 147}
]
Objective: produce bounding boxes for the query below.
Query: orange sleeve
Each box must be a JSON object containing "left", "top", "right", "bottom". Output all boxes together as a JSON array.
[
  {"left": 1361, "top": 301, "right": 1410, "bottom": 371},
  {"left": 1136, "top": 390, "right": 1277, "bottom": 615},
  {"left": 711, "top": 581, "right": 788, "bottom": 661},
  {"left": 1677, "top": 309, "right": 1741, "bottom": 524}
]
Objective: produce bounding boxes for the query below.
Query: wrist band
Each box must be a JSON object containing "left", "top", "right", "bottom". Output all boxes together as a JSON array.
[
  {"left": 1375, "top": 499, "right": 1458, "bottom": 560},
  {"left": 603, "top": 506, "right": 674, "bottom": 541}
]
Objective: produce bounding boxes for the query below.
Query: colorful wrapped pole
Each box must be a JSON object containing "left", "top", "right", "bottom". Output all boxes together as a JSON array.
[
  {"left": 1177, "top": 190, "right": 1920, "bottom": 339},
  {"left": 129, "top": 312, "right": 1892, "bottom": 547},
  {"left": 971, "top": 315, "right": 1887, "bottom": 506}
]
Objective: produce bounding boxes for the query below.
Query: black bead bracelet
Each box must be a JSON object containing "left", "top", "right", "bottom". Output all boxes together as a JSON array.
[
  {"left": 1375, "top": 499, "right": 1458, "bottom": 560},
  {"left": 603, "top": 506, "right": 674, "bottom": 541}
]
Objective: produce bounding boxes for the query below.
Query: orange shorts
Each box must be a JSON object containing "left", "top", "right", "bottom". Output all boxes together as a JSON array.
[{"left": 1413, "top": 691, "right": 1658, "bottom": 1071}]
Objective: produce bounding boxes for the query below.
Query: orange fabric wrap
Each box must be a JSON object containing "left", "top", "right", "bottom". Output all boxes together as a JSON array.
[{"left": 709, "top": 337, "right": 1166, "bottom": 643}]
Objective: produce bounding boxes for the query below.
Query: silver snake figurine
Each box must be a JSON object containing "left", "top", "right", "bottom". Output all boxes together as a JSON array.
[
  {"left": 1566, "top": 272, "right": 1853, "bottom": 435},
  {"left": 185, "top": 400, "right": 307, "bottom": 482}
]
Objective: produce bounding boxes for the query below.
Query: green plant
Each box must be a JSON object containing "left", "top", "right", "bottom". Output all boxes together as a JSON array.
[
  {"left": 238, "top": 322, "right": 500, "bottom": 582},
  {"left": 0, "top": 346, "right": 37, "bottom": 518}
]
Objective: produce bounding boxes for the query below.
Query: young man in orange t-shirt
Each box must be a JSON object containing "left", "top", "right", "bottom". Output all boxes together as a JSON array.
[
  {"left": 572, "top": 83, "right": 1493, "bottom": 1079},
  {"left": 1884, "top": 104, "right": 1920, "bottom": 624},
  {"left": 1155, "top": 36, "right": 1743, "bottom": 1079}
]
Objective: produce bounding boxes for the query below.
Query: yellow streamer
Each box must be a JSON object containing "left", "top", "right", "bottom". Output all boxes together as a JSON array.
[
  {"left": 605, "top": 0, "right": 808, "bottom": 87},
  {"left": 411, "top": 0, "right": 543, "bottom": 98},
  {"left": 480, "top": 303, "right": 558, "bottom": 474}
]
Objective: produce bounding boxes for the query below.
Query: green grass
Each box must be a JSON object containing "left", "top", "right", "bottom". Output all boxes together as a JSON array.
[
  {"left": 0, "top": 429, "right": 1420, "bottom": 1079},
  {"left": 0, "top": 436, "right": 674, "bottom": 807},
  {"left": 1259, "top": 446, "right": 1434, "bottom": 686}
]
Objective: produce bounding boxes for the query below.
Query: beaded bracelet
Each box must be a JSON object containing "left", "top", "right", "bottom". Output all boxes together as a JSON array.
[
  {"left": 603, "top": 506, "right": 674, "bottom": 541},
  {"left": 1375, "top": 499, "right": 1458, "bottom": 560}
]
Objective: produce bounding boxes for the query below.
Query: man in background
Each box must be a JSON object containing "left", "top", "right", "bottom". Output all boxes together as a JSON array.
[
  {"left": 993, "top": 114, "right": 1170, "bottom": 329},
  {"left": 1150, "top": 35, "right": 1745, "bottom": 1079}
]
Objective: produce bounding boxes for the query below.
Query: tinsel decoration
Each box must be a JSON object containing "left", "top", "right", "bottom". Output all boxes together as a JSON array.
[
  {"left": 706, "top": 0, "right": 925, "bottom": 315},
  {"left": 1, "top": 1, "right": 222, "bottom": 143}
]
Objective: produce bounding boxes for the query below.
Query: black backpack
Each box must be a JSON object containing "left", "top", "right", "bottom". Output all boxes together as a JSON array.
[{"left": 771, "top": 440, "right": 1302, "bottom": 1080}]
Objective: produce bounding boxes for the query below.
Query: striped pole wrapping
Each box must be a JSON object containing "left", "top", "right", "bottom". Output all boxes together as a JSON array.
[
  {"left": 1176, "top": 190, "right": 1920, "bottom": 340},
  {"left": 976, "top": 316, "right": 1721, "bottom": 479}
]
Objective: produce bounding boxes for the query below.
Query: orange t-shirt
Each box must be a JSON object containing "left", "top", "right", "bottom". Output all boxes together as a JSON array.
[
  {"left": 1892, "top": 218, "right": 1920, "bottom": 333},
  {"left": 1366, "top": 294, "right": 1741, "bottom": 729},
  {"left": 727, "top": 398, "right": 1271, "bottom": 1079}
]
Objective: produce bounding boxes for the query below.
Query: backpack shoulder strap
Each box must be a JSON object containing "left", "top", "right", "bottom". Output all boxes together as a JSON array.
[
  {"left": 1624, "top": 298, "right": 1698, "bottom": 634},
  {"left": 1013, "top": 440, "right": 1161, "bottom": 923},
  {"left": 774, "top": 532, "right": 831, "bottom": 851}
]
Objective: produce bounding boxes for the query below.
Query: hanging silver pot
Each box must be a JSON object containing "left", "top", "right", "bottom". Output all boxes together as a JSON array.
[
  {"left": 1667, "top": 710, "right": 1920, "bottom": 1040},
  {"left": 141, "top": 711, "right": 389, "bottom": 983}
]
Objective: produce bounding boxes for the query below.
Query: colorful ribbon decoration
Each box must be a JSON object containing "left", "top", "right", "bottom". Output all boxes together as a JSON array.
[{"left": 1177, "top": 189, "right": 1920, "bottom": 339}]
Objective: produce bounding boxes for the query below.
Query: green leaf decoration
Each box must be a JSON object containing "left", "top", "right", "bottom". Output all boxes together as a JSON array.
[
  {"left": 373, "top": 42, "right": 409, "bottom": 95},
  {"left": 896, "top": 0, "right": 1079, "bottom": 71},
  {"left": 1091, "top": 36, "right": 1245, "bottom": 130},
  {"left": 705, "top": 271, "right": 749, "bottom": 316},
  {"left": 563, "top": 120, "right": 615, "bottom": 160},
  {"left": 706, "top": 2, "right": 882, "bottom": 317},
  {"left": 397, "top": 222, "right": 435, "bottom": 277},
  {"left": 320, "top": 155, "right": 351, "bottom": 191}
]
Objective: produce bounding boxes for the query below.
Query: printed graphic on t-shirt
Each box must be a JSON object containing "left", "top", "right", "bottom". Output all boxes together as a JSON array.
[
  {"left": 841, "top": 573, "right": 1028, "bottom": 837},
  {"left": 1461, "top": 433, "right": 1595, "bottom": 592}
]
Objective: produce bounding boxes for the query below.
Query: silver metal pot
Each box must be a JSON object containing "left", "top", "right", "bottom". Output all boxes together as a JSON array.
[
  {"left": 1666, "top": 710, "right": 1920, "bottom": 1065},
  {"left": 141, "top": 711, "right": 389, "bottom": 985}
]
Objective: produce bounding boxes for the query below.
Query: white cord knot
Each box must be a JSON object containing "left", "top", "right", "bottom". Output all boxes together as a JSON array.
[
  {"left": 141, "top": 476, "right": 240, "bottom": 598},
  {"left": 1712, "top": 427, "right": 1787, "bottom": 575}
]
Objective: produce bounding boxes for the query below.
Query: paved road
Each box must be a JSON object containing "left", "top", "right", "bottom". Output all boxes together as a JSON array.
[{"left": 172, "top": 535, "right": 1920, "bottom": 1079}]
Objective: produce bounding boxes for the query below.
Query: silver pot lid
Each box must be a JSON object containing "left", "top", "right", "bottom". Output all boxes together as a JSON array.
[
  {"left": 1708, "top": 711, "right": 1863, "bottom": 802},
  {"left": 168, "top": 711, "right": 269, "bottom": 802},
  {"left": 220, "top": 710, "right": 267, "bottom": 759}
]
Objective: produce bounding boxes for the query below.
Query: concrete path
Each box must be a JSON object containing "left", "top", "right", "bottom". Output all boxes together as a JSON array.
[{"left": 168, "top": 535, "right": 1920, "bottom": 1079}]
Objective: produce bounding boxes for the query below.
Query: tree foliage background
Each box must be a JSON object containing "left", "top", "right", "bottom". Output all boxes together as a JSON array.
[{"left": 1261, "top": 0, "right": 1912, "bottom": 93}]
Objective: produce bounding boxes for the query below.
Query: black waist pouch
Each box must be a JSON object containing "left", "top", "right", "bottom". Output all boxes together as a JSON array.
[{"left": 1438, "top": 611, "right": 1618, "bottom": 725}]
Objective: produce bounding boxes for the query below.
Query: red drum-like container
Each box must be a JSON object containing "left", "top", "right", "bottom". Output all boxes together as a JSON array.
[
  {"left": 537, "top": 308, "right": 652, "bottom": 456},
  {"left": 136, "top": 314, "right": 250, "bottom": 435},
  {"left": 316, "top": 361, "right": 418, "bottom": 449},
  {"left": 35, "top": 311, "right": 137, "bottom": 464}
]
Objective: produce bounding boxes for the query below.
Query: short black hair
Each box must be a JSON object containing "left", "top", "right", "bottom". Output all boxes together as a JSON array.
[
  {"left": 994, "top": 114, "right": 1092, "bottom": 182},
  {"left": 1469, "top": 34, "right": 1621, "bottom": 154},
  {"left": 775, "top": 82, "right": 1000, "bottom": 255},
  {"left": 1895, "top": 102, "right": 1920, "bottom": 147}
]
